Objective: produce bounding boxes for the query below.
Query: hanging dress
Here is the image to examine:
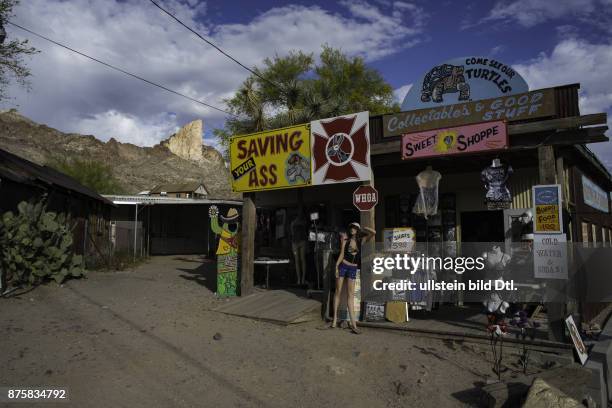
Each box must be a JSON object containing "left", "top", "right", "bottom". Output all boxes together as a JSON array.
[{"left": 413, "top": 168, "right": 442, "bottom": 219}]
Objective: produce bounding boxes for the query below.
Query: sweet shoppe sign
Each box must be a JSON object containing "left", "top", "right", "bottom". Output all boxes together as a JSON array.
[{"left": 402, "top": 120, "right": 508, "bottom": 160}]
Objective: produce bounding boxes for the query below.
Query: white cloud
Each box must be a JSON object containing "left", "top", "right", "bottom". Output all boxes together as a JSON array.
[
  {"left": 481, "top": 0, "right": 598, "bottom": 27},
  {"left": 514, "top": 39, "right": 612, "bottom": 169},
  {"left": 4, "top": 0, "right": 426, "bottom": 146},
  {"left": 393, "top": 84, "right": 412, "bottom": 104},
  {"left": 489, "top": 45, "right": 505, "bottom": 56},
  {"left": 74, "top": 111, "right": 180, "bottom": 146}
]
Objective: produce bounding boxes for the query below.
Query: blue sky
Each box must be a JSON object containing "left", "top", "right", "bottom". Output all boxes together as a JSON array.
[{"left": 5, "top": 0, "right": 612, "bottom": 168}]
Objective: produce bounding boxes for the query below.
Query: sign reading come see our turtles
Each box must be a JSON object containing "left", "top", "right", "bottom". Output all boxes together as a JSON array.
[
  {"left": 229, "top": 124, "right": 311, "bottom": 192},
  {"left": 383, "top": 56, "right": 557, "bottom": 138},
  {"left": 401, "top": 56, "right": 529, "bottom": 111}
]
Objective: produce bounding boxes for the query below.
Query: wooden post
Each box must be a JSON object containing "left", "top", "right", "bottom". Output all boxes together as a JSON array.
[
  {"left": 538, "top": 146, "right": 565, "bottom": 342},
  {"left": 360, "top": 171, "right": 376, "bottom": 299},
  {"left": 240, "top": 193, "right": 256, "bottom": 296}
]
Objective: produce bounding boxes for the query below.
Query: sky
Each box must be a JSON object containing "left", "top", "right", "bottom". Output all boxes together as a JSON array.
[{"left": 5, "top": 0, "right": 612, "bottom": 170}]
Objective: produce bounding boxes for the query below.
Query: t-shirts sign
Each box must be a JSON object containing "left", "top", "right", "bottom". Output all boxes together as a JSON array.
[
  {"left": 383, "top": 227, "right": 416, "bottom": 252},
  {"left": 533, "top": 184, "right": 563, "bottom": 234}
]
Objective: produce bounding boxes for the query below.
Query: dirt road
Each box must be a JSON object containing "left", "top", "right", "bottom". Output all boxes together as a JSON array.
[{"left": 1, "top": 256, "right": 501, "bottom": 407}]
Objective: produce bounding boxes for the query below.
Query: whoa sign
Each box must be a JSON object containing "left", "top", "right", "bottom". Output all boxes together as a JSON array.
[{"left": 402, "top": 120, "right": 507, "bottom": 160}]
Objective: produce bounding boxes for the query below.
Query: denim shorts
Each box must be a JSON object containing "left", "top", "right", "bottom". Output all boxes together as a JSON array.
[{"left": 338, "top": 263, "right": 358, "bottom": 280}]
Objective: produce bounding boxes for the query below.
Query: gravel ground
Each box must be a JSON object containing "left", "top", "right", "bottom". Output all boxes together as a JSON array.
[{"left": 1, "top": 256, "right": 526, "bottom": 407}]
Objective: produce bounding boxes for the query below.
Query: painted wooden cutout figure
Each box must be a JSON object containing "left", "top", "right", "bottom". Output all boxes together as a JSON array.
[{"left": 209, "top": 205, "right": 240, "bottom": 297}]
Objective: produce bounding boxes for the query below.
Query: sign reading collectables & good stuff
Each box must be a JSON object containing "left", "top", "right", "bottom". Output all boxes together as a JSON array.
[{"left": 383, "top": 87, "right": 555, "bottom": 138}]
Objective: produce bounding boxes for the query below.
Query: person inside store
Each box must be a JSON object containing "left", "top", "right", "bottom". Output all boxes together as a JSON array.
[{"left": 330, "top": 222, "right": 376, "bottom": 334}]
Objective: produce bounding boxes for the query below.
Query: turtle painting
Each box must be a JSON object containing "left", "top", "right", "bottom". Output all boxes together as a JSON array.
[{"left": 420, "top": 64, "right": 470, "bottom": 104}]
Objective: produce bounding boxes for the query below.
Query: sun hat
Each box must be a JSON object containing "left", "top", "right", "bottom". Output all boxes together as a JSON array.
[{"left": 221, "top": 207, "right": 240, "bottom": 223}]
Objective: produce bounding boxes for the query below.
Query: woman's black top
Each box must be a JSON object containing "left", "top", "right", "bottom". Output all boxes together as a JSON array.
[{"left": 343, "top": 237, "right": 361, "bottom": 266}]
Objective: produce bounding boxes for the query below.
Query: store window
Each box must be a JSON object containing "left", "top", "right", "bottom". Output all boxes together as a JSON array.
[
  {"left": 384, "top": 193, "right": 457, "bottom": 255},
  {"left": 603, "top": 227, "right": 607, "bottom": 245},
  {"left": 592, "top": 224, "right": 598, "bottom": 244},
  {"left": 581, "top": 221, "right": 590, "bottom": 247}
]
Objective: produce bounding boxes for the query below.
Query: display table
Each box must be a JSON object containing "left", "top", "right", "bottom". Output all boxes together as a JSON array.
[{"left": 254, "top": 257, "right": 290, "bottom": 288}]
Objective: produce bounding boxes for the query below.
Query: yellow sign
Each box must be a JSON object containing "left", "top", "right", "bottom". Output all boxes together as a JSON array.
[
  {"left": 533, "top": 185, "right": 563, "bottom": 234},
  {"left": 535, "top": 205, "right": 560, "bottom": 232},
  {"left": 230, "top": 124, "right": 311, "bottom": 192}
]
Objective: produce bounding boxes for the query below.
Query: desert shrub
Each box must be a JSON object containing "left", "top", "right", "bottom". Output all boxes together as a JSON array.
[
  {"left": 0, "top": 199, "right": 85, "bottom": 291},
  {"left": 49, "top": 158, "right": 124, "bottom": 194}
]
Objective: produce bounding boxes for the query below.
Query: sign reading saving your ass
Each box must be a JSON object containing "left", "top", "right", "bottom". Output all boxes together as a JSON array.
[
  {"left": 230, "top": 124, "right": 311, "bottom": 192},
  {"left": 402, "top": 120, "right": 507, "bottom": 160}
]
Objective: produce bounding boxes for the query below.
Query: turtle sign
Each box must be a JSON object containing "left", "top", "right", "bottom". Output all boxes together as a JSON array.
[{"left": 401, "top": 56, "right": 529, "bottom": 111}]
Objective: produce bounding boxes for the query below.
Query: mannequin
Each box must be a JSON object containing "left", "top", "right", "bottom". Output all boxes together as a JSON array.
[
  {"left": 413, "top": 165, "right": 442, "bottom": 219},
  {"left": 290, "top": 213, "right": 307, "bottom": 285},
  {"left": 482, "top": 244, "right": 511, "bottom": 280}
]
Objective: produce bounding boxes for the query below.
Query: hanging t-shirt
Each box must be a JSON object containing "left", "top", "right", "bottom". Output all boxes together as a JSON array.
[
  {"left": 481, "top": 164, "right": 513, "bottom": 210},
  {"left": 413, "top": 168, "right": 442, "bottom": 219}
]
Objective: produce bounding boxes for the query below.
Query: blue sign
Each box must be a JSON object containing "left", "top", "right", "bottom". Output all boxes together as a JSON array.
[
  {"left": 582, "top": 175, "right": 610, "bottom": 213},
  {"left": 534, "top": 186, "right": 559, "bottom": 205},
  {"left": 402, "top": 56, "right": 529, "bottom": 111}
]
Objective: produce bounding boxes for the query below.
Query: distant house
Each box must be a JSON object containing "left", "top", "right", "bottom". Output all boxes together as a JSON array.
[{"left": 149, "top": 182, "right": 209, "bottom": 199}]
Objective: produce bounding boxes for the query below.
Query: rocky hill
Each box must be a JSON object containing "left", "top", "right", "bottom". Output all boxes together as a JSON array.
[{"left": 0, "top": 110, "right": 237, "bottom": 199}]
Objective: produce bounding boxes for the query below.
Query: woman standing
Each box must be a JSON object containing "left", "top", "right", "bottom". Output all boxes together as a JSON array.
[{"left": 331, "top": 222, "right": 375, "bottom": 334}]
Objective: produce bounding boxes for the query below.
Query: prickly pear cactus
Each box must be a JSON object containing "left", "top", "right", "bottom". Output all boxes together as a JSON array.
[{"left": 0, "top": 198, "right": 85, "bottom": 289}]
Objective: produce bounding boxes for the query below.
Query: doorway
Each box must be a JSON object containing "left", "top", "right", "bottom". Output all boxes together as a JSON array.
[{"left": 460, "top": 210, "right": 504, "bottom": 242}]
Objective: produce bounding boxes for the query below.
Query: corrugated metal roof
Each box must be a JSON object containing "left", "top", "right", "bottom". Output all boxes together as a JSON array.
[
  {"left": 149, "top": 181, "right": 208, "bottom": 194},
  {"left": 102, "top": 194, "right": 242, "bottom": 206},
  {"left": 0, "top": 148, "right": 113, "bottom": 205}
]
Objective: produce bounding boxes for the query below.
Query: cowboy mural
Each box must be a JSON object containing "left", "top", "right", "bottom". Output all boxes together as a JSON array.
[{"left": 208, "top": 205, "right": 240, "bottom": 297}]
